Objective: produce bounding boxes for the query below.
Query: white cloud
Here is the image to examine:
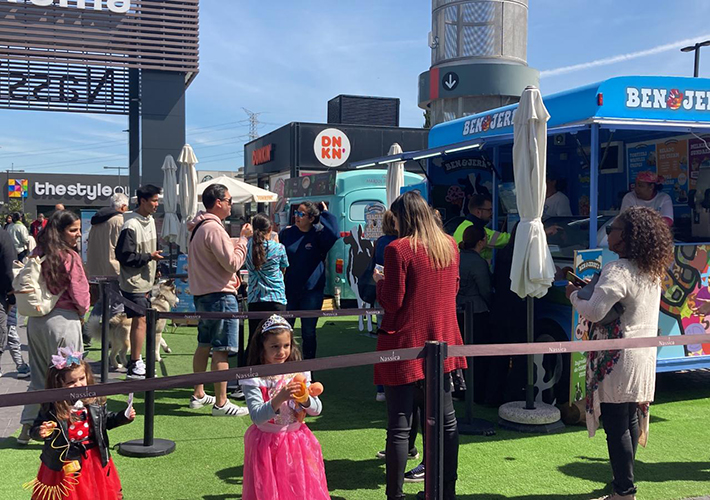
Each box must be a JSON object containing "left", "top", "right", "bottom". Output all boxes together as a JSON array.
[{"left": 541, "top": 34, "right": 710, "bottom": 78}]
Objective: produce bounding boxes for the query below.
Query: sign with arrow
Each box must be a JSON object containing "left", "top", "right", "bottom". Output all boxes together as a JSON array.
[{"left": 442, "top": 71, "right": 459, "bottom": 91}]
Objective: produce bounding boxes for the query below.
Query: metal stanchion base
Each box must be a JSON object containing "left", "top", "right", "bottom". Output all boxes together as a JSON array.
[
  {"left": 497, "top": 401, "right": 565, "bottom": 434},
  {"left": 457, "top": 417, "right": 496, "bottom": 436},
  {"left": 117, "top": 438, "right": 176, "bottom": 458}
]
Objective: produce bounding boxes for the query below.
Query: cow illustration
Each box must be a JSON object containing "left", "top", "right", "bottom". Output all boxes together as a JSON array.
[{"left": 343, "top": 225, "right": 376, "bottom": 332}]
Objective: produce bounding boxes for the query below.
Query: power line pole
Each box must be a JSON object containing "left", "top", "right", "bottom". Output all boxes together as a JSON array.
[{"left": 243, "top": 108, "right": 262, "bottom": 141}]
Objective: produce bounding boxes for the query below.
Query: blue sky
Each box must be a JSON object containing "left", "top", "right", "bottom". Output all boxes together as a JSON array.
[{"left": 2, "top": 0, "right": 710, "bottom": 175}]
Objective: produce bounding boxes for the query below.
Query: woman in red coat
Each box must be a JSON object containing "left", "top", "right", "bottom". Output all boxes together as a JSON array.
[{"left": 373, "top": 191, "right": 466, "bottom": 500}]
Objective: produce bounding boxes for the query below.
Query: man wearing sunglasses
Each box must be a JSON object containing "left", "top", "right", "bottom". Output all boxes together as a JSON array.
[
  {"left": 453, "top": 194, "right": 510, "bottom": 264},
  {"left": 187, "top": 183, "right": 252, "bottom": 417}
]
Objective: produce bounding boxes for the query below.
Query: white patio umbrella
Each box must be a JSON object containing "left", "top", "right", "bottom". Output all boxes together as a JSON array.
[
  {"left": 385, "top": 143, "right": 405, "bottom": 208},
  {"left": 510, "top": 87, "right": 555, "bottom": 299},
  {"left": 177, "top": 144, "right": 199, "bottom": 254},
  {"left": 195, "top": 175, "right": 277, "bottom": 205},
  {"left": 160, "top": 155, "right": 180, "bottom": 243}
]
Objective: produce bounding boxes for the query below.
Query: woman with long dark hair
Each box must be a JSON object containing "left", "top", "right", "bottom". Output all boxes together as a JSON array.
[
  {"left": 17, "top": 210, "right": 91, "bottom": 445},
  {"left": 567, "top": 207, "right": 673, "bottom": 500},
  {"left": 373, "top": 191, "right": 466, "bottom": 500},
  {"left": 246, "top": 213, "right": 289, "bottom": 346}
]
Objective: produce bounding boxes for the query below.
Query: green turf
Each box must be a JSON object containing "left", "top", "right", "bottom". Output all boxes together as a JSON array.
[{"left": 3, "top": 317, "right": 710, "bottom": 499}]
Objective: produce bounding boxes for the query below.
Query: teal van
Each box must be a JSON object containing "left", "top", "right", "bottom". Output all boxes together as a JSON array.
[{"left": 283, "top": 170, "right": 422, "bottom": 306}]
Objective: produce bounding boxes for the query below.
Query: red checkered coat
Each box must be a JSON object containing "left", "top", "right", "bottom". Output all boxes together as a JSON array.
[{"left": 374, "top": 237, "right": 467, "bottom": 386}]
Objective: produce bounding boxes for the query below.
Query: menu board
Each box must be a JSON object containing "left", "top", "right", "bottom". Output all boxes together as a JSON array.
[
  {"left": 688, "top": 136, "right": 710, "bottom": 191},
  {"left": 626, "top": 142, "right": 657, "bottom": 190},
  {"left": 657, "top": 139, "right": 689, "bottom": 205},
  {"left": 284, "top": 171, "right": 337, "bottom": 198}
]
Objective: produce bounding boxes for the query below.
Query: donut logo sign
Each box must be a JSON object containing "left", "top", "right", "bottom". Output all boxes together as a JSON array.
[{"left": 314, "top": 128, "right": 350, "bottom": 167}]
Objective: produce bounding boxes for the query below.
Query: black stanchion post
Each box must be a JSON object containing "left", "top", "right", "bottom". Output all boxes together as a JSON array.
[
  {"left": 457, "top": 302, "right": 495, "bottom": 436},
  {"left": 117, "top": 307, "right": 176, "bottom": 458},
  {"left": 100, "top": 281, "right": 110, "bottom": 384},
  {"left": 525, "top": 296, "right": 535, "bottom": 410},
  {"left": 425, "top": 341, "right": 445, "bottom": 500}
]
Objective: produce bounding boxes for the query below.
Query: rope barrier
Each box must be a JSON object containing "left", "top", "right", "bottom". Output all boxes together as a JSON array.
[{"left": 4, "top": 333, "right": 707, "bottom": 409}]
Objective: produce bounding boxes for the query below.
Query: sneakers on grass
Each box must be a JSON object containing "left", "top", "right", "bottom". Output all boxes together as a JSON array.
[
  {"left": 126, "top": 358, "right": 146, "bottom": 380},
  {"left": 404, "top": 463, "right": 425, "bottom": 483},
  {"left": 16, "top": 363, "right": 30, "bottom": 379},
  {"left": 230, "top": 388, "right": 245, "bottom": 400},
  {"left": 212, "top": 401, "right": 249, "bottom": 417},
  {"left": 189, "top": 393, "right": 216, "bottom": 409},
  {"left": 16, "top": 423, "right": 32, "bottom": 445},
  {"left": 375, "top": 392, "right": 386, "bottom": 402},
  {"left": 376, "top": 449, "right": 419, "bottom": 460}
]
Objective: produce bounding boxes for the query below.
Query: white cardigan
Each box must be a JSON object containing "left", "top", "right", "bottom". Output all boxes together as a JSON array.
[{"left": 570, "top": 259, "right": 660, "bottom": 434}]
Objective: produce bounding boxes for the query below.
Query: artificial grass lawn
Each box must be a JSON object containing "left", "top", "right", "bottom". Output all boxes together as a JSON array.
[{"left": 2, "top": 317, "right": 710, "bottom": 499}]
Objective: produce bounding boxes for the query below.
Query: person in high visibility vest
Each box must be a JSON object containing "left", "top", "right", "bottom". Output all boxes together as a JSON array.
[{"left": 453, "top": 194, "right": 510, "bottom": 263}]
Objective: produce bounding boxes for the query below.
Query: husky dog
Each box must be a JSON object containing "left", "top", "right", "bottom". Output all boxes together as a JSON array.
[{"left": 87, "top": 280, "right": 179, "bottom": 369}]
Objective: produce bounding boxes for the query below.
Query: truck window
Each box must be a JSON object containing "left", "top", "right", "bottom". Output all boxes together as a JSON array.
[{"left": 349, "top": 201, "right": 380, "bottom": 222}]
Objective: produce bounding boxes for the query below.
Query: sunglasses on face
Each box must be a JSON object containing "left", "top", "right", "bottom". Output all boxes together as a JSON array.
[
  {"left": 220, "top": 197, "right": 232, "bottom": 205},
  {"left": 605, "top": 225, "right": 622, "bottom": 235},
  {"left": 295, "top": 210, "right": 307, "bottom": 218}
]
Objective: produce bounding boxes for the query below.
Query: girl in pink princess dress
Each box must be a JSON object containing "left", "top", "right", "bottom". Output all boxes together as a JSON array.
[{"left": 239, "top": 314, "right": 329, "bottom": 500}]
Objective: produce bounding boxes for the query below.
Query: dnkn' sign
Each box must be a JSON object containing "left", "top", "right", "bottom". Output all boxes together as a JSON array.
[{"left": 6, "top": 0, "right": 130, "bottom": 14}]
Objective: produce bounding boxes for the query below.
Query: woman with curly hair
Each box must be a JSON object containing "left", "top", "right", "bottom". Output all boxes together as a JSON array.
[
  {"left": 566, "top": 206, "right": 673, "bottom": 500},
  {"left": 17, "top": 210, "right": 90, "bottom": 445}
]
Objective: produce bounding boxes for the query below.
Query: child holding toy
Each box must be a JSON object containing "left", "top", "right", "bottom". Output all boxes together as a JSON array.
[
  {"left": 25, "top": 347, "right": 135, "bottom": 500},
  {"left": 239, "top": 314, "right": 329, "bottom": 500}
]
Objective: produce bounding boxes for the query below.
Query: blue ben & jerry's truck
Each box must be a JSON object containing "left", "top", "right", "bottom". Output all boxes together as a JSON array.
[{"left": 282, "top": 170, "right": 422, "bottom": 307}]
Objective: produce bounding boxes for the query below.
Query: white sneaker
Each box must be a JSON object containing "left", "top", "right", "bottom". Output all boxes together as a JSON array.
[
  {"left": 375, "top": 392, "right": 386, "bottom": 402},
  {"left": 126, "top": 357, "right": 146, "bottom": 380},
  {"left": 212, "top": 401, "right": 249, "bottom": 417},
  {"left": 189, "top": 394, "right": 216, "bottom": 409}
]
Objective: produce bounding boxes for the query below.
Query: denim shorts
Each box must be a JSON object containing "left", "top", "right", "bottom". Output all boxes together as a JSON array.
[{"left": 194, "top": 292, "right": 239, "bottom": 353}]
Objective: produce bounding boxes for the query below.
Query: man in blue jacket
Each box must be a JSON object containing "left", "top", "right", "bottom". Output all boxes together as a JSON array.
[{"left": 279, "top": 201, "right": 339, "bottom": 359}]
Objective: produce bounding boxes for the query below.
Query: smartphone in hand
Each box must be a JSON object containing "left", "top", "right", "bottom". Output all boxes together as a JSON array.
[{"left": 566, "top": 271, "right": 586, "bottom": 288}]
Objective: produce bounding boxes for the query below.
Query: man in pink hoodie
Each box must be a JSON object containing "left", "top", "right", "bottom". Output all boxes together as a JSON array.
[{"left": 187, "top": 184, "right": 252, "bottom": 416}]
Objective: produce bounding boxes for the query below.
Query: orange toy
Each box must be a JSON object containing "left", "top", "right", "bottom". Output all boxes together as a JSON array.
[{"left": 291, "top": 374, "right": 324, "bottom": 404}]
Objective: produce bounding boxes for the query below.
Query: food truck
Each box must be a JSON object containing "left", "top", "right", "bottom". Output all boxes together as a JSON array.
[
  {"left": 283, "top": 169, "right": 422, "bottom": 306},
  {"left": 354, "top": 76, "right": 710, "bottom": 405}
]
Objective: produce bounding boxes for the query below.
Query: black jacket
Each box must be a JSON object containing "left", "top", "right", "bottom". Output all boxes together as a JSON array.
[
  {"left": 30, "top": 402, "right": 131, "bottom": 471},
  {"left": 90, "top": 207, "right": 122, "bottom": 226},
  {"left": 0, "top": 228, "right": 16, "bottom": 301}
]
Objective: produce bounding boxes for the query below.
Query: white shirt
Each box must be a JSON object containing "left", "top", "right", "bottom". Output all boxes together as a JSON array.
[
  {"left": 543, "top": 191, "right": 572, "bottom": 218},
  {"left": 620, "top": 191, "right": 674, "bottom": 222}
]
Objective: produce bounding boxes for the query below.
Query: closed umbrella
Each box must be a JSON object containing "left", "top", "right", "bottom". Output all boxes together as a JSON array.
[
  {"left": 161, "top": 155, "right": 180, "bottom": 243},
  {"left": 177, "top": 144, "right": 199, "bottom": 254},
  {"left": 385, "top": 143, "right": 404, "bottom": 208},
  {"left": 510, "top": 87, "right": 555, "bottom": 299}
]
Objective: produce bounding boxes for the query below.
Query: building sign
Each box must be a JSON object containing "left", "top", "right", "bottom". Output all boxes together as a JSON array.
[
  {"left": 8, "top": 178, "right": 28, "bottom": 198},
  {"left": 284, "top": 171, "right": 337, "bottom": 198},
  {"left": 363, "top": 203, "right": 385, "bottom": 240},
  {"left": 314, "top": 128, "right": 351, "bottom": 167},
  {"left": 441, "top": 156, "right": 492, "bottom": 173},
  {"left": 0, "top": 63, "right": 127, "bottom": 113},
  {"left": 252, "top": 144, "right": 273, "bottom": 165},
  {"left": 0, "top": 0, "right": 199, "bottom": 115},
  {"left": 33, "top": 180, "right": 128, "bottom": 201},
  {"left": 462, "top": 108, "right": 516, "bottom": 137},
  {"left": 625, "top": 87, "right": 710, "bottom": 111},
  {"left": 6, "top": 0, "right": 131, "bottom": 13}
]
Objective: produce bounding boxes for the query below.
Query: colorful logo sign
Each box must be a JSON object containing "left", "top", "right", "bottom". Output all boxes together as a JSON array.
[
  {"left": 8, "top": 178, "right": 28, "bottom": 198},
  {"left": 626, "top": 86, "right": 710, "bottom": 111},
  {"left": 314, "top": 128, "right": 350, "bottom": 167}
]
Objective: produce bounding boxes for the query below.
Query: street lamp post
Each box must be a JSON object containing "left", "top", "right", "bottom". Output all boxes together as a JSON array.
[
  {"left": 104, "top": 166, "right": 128, "bottom": 192},
  {"left": 681, "top": 40, "right": 710, "bottom": 78}
]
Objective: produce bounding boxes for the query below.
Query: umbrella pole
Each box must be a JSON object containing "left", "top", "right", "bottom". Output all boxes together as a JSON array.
[{"left": 525, "top": 296, "right": 535, "bottom": 410}]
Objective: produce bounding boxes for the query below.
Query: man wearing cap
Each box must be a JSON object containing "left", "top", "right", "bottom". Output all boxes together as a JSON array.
[{"left": 620, "top": 171, "right": 674, "bottom": 226}]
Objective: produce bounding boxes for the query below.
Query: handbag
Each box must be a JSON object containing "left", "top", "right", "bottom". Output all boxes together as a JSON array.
[{"left": 576, "top": 272, "right": 625, "bottom": 326}]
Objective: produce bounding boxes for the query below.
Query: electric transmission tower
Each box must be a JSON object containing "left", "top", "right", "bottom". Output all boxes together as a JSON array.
[{"left": 243, "top": 108, "right": 262, "bottom": 141}]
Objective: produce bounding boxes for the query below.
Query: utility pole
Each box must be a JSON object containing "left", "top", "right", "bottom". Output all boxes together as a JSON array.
[{"left": 243, "top": 108, "right": 262, "bottom": 141}]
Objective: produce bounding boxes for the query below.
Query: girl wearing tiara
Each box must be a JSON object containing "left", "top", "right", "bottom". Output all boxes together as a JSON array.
[
  {"left": 25, "top": 347, "right": 135, "bottom": 500},
  {"left": 239, "top": 314, "right": 330, "bottom": 499}
]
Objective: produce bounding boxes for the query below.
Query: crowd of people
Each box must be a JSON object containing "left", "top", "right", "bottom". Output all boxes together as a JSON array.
[{"left": 0, "top": 177, "right": 699, "bottom": 500}]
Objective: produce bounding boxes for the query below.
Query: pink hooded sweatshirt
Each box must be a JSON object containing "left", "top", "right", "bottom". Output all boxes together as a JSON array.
[{"left": 187, "top": 211, "right": 248, "bottom": 296}]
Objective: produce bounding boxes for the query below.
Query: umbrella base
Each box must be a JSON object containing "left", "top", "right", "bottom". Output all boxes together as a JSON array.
[
  {"left": 497, "top": 401, "right": 564, "bottom": 434},
  {"left": 117, "top": 438, "right": 176, "bottom": 458}
]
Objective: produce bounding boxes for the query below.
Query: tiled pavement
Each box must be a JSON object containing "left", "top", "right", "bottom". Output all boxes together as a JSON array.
[{"left": 0, "top": 322, "right": 30, "bottom": 439}]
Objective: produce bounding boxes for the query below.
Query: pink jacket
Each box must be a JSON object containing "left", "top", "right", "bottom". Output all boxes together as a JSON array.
[
  {"left": 34, "top": 248, "right": 91, "bottom": 316},
  {"left": 187, "top": 212, "right": 248, "bottom": 296}
]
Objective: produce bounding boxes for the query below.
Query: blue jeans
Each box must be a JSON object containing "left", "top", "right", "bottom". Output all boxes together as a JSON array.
[
  {"left": 194, "top": 293, "right": 239, "bottom": 353},
  {"left": 286, "top": 289, "right": 324, "bottom": 359}
]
